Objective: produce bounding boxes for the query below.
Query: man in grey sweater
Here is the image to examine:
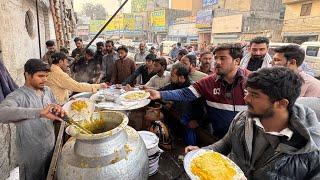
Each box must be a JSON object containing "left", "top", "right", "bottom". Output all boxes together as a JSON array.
[
  {"left": 0, "top": 59, "right": 65, "bottom": 180},
  {"left": 186, "top": 67, "right": 320, "bottom": 179}
]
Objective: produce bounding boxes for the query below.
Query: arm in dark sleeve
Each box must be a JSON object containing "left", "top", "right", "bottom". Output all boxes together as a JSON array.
[
  {"left": 111, "top": 62, "right": 118, "bottom": 84},
  {"left": 159, "top": 84, "right": 172, "bottom": 91},
  {"left": 131, "top": 60, "right": 136, "bottom": 73},
  {"left": 202, "top": 111, "right": 245, "bottom": 155},
  {"left": 130, "top": 60, "right": 136, "bottom": 84},
  {"left": 123, "top": 65, "right": 143, "bottom": 85},
  {"left": 203, "top": 132, "right": 232, "bottom": 155},
  {"left": 160, "top": 86, "right": 200, "bottom": 102},
  {"left": 71, "top": 50, "right": 76, "bottom": 58},
  {"left": 307, "top": 151, "right": 320, "bottom": 180}
]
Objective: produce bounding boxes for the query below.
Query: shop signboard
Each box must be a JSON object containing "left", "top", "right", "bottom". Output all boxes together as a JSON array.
[
  {"left": 151, "top": 9, "right": 166, "bottom": 32},
  {"left": 195, "top": 9, "right": 212, "bottom": 29}
]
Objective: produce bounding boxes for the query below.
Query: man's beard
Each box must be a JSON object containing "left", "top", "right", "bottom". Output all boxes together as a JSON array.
[
  {"left": 119, "top": 55, "right": 127, "bottom": 60},
  {"left": 247, "top": 103, "right": 274, "bottom": 119},
  {"left": 201, "top": 63, "right": 211, "bottom": 69},
  {"left": 252, "top": 54, "right": 266, "bottom": 60},
  {"left": 215, "top": 66, "right": 226, "bottom": 76}
]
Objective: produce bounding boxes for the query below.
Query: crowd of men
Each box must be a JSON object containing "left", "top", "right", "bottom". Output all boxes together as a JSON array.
[{"left": 0, "top": 36, "right": 320, "bottom": 179}]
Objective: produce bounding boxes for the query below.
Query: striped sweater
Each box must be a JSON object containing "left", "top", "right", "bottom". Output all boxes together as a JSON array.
[{"left": 160, "top": 68, "right": 250, "bottom": 138}]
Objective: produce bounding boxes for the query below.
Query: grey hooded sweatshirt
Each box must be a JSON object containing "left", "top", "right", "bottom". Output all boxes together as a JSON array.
[{"left": 204, "top": 104, "right": 320, "bottom": 180}]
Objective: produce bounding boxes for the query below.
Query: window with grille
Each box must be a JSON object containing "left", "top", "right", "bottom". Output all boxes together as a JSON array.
[
  {"left": 300, "top": 3, "right": 312, "bottom": 16},
  {"left": 306, "top": 46, "right": 319, "bottom": 57}
]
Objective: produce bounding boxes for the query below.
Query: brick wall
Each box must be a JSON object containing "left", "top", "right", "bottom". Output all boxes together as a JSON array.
[{"left": 0, "top": 0, "right": 55, "bottom": 86}]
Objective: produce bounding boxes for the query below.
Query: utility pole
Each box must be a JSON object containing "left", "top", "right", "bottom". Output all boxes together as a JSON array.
[{"left": 118, "top": 0, "right": 124, "bottom": 39}]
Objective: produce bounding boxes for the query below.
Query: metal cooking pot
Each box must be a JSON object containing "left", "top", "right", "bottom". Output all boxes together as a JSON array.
[{"left": 57, "top": 111, "right": 149, "bottom": 180}]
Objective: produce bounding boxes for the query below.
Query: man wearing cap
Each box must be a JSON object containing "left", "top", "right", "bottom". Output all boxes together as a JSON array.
[{"left": 0, "top": 59, "right": 65, "bottom": 180}]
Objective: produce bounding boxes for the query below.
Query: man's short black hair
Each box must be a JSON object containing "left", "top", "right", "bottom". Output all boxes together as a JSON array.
[
  {"left": 24, "top": 59, "right": 50, "bottom": 75},
  {"left": 250, "top": 36, "right": 270, "bottom": 46},
  {"left": 274, "top": 44, "right": 305, "bottom": 67},
  {"left": 51, "top": 52, "right": 67, "bottom": 64},
  {"left": 153, "top": 57, "right": 167, "bottom": 70},
  {"left": 213, "top": 43, "right": 243, "bottom": 60},
  {"left": 246, "top": 67, "right": 304, "bottom": 112},
  {"left": 117, "top": 45, "right": 128, "bottom": 53},
  {"left": 105, "top": 40, "right": 114, "bottom": 46},
  {"left": 200, "top": 51, "right": 213, "bottom": 58},
  {"left": 145, "top": 53, "right": 157, "bottom": 61},
  {"left": 45, "top": 40, "right": 55, "bottom": 47},
  {"left": 178, "top": 49, "right": 188, "bottom": 56},
  {"left": 184, "top": 54, "right": 197, "bottom": 67},
  {"left": 177, "top": 42, "right": 181, "bottom": 47},
  {"left": 74, "top": 37, "right": 82, "bottom": 43},
  {"left": 85, "top": 49, "right": 95, "bottom": 57},
  {"left": 172, "top": 63, "right": 189, "bottom": 80},
  {"left": 96, "top": 42, "right": 104, "bottom": 47}
]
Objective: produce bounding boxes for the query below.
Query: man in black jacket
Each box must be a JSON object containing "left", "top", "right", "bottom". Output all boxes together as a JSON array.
[
  {"left": 123, "top": 53, "right": 157, "bottom": 85},
  {"left": 186, "top": 67, "right": 320, "bottom": 179}
]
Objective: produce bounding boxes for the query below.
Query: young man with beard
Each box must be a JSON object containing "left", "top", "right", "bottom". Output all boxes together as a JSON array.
[
  {"left": 98, "top": 40, "right": 118, "bottom": 83},
  {"left": 240, "top": 36, "right": 272, "bottom": 71},
  {"left": 72, "top": 49, "right": 101, "bottom": 83},
  {"left": 71, "top": 37, "right": 85, "bottom": 60},
  {"left": 159, "top": 63, "right": 200, "bottom": 145},
  {"left": 272, "top": 44, "right": 320, "bottom": 97},
  {"left": 94, "top": 42, "right": 105, "bottom": 66},
  {"left": 124, "top": 53, "right": 157, "bottom": 85},
  {"left": 148, "top": 43, "right": 250, "bottom": 138},
  {"left": 0, "top": 59, "right": 66, "bottom": 180},
  {"left": 144, "top": 57, "right": 171, "bottom": 90},
  {"left": 111, "top": 45, "right": 135, "bottom": 85},
  {"left": 46, "top": 52, "right": 107, "bottom": 105},
  {"left": 198, "top": 51, "right": 214, "bottom": 75},
  {"left": 185, "top": 67, "right": 320, "bottom": 179},
  {"left": 180, "top": 54, "right": 208, "bottom": 82},
  {"left": 42, "top": 40, "right": 56, "bottom": 65},
  {"left": 160, "top": 63, "right": 191, "bottom": 91}
]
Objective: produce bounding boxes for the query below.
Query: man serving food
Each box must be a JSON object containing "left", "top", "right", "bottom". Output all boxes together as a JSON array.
[{"left": 0, "top": 59, "right": 65, "bottom": 180}]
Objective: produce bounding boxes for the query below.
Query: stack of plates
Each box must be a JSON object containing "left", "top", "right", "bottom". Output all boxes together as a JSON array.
[{"left": 138, "top": 131, "right": 163, "bottom": 176}]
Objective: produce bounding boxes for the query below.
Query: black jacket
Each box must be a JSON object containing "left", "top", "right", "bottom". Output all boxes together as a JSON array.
[{"left": 205, "top": 104, "right": 320, "bottom": 180}]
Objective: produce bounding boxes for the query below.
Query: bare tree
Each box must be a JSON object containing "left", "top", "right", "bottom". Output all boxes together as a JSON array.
[{"left": 80, "top": 3, "right": 107, "bottom": 20}]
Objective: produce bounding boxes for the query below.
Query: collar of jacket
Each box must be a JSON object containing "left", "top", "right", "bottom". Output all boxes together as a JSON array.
[{"left": 244, "top": 104, "right": 320, "bottom": 156}]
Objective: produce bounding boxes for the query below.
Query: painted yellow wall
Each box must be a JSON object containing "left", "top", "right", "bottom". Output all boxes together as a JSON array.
[
  {"left": 224, "top": 0, "right": 251, "bottom": 11},
  {"left": 282, "top": 0, "right": 320, "bottom": 33}
]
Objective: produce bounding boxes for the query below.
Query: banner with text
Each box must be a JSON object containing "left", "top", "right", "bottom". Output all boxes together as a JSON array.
[{"left": 151, "top": 9, "right": 166, "bottom": 32}]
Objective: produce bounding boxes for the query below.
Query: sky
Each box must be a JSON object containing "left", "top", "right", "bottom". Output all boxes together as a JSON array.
[{"left": 73, "top": 0, "right": 132, "bottom": 14}]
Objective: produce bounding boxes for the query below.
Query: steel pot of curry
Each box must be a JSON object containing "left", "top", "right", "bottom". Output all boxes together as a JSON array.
[{"left": 57, "top": 111, "right": 149, "bottom": 180}]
